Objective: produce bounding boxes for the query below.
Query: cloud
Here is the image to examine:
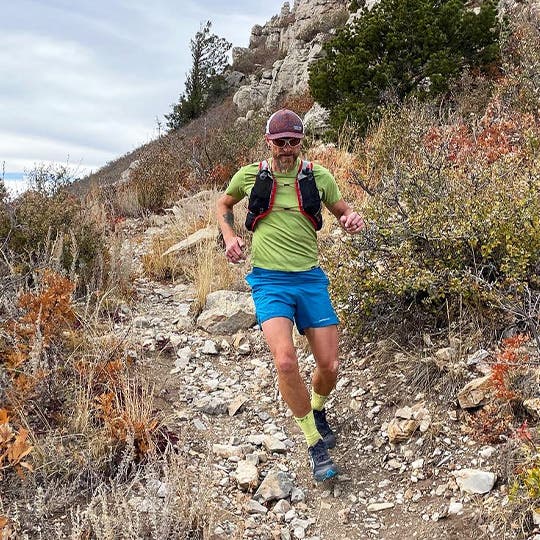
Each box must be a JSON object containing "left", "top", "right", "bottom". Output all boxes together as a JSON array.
[{"left": 1, "top": 0, "right": 284, "bottom": 175}]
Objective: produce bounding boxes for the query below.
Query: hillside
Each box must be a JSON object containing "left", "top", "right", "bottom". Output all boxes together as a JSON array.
[
  {"left": 1, "top": 1, "right": 540, "bottom": 539},
  {"left": 76, "top": 0, "right": 349, "bottom": 194}
]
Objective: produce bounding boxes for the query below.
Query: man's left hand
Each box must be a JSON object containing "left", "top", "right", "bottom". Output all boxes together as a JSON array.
[{"left": 339, "top": 211, "right": 364, "bottom": 234}]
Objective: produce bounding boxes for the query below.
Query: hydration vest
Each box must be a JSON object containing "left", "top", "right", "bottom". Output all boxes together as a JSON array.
[{"left": 245, "top": 159, "right": 323, "bottom": 231}]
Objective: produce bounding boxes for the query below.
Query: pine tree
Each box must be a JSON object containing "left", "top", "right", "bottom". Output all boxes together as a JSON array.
[{"left": 166, "top": 21, "right": 231, "bottom": 131}]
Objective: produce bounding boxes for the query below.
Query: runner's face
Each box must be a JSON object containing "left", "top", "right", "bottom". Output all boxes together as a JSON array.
[{"left": 266, "top": 135, "right": 302, "bottom": 172}]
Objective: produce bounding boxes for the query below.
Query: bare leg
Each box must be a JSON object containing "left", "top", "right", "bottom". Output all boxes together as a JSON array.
[
  {"left": 261, "top": 317, "right": 311, "bottom": 418},
  {"left": 304, "top": 325, "right": 339, "bottom": 398}
]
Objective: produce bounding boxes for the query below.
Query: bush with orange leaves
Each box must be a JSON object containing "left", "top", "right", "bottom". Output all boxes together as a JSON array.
[
  {"left": 423, "top": 100, "right": 537, "bottom": 165},
  {"left": 2, "top": 269, "right": 75, "bottom": 406},
  {"left": 0, "top": 409, "right": 33, "bottom": 479},
  {"left": 464, "top": 334, "right": 535, "bottom": 444},
  {"left": 490, "top": 334, "right": 532, "bottom": 401},
  {"left": 1, "top": 269, "right": 161, "bottom": 462},
  {"left": 94, "top": 381, "right": 159, "bottom": 460}
]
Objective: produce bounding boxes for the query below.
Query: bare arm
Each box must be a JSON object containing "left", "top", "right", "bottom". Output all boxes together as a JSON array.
[
  {"left": 216, "top": 193, "right": 246, "bottom": 263},
  {"left": 325, "top": 199, "right": 365, "bottom": 234}
]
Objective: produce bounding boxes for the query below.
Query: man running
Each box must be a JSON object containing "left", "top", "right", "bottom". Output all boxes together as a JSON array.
[{"left": 216, "top": 109, "right": 364, "bottom": 481}]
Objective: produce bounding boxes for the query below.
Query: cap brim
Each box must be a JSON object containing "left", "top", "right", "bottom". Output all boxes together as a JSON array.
[{"left": 266, "top": 132, "right": 305, "bottom": 139}]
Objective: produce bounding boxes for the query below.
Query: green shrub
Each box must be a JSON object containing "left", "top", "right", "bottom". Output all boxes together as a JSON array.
[
  {"left": 0, "top": 164, "right": 107, "bottom": 291},
  {"left": 309, "top": 0, "right": 500, "bottom": 134},
  {"left": 329, "top": 103, "right": 540, "bottom": 337}
]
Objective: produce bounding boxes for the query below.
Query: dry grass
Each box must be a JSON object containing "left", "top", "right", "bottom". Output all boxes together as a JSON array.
[
  {"left": 309, "top": 141, "right": 366, "bottom": 206},
  {"left": 114, "top": 183, "right": 145, "bottom": 217},
  {"left": 0, "top": 288, "right": 218, "bottom": 539},
  {"left": 142, "top": 189, "right": 250, "bottom": 313}
]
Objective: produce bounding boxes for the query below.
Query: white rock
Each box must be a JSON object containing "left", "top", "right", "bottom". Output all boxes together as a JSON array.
[
  {"left": 228, "top": 395, "right": 248, "bottom": 416},
  {"left": 452, "top": 469, "right": 496, "bottom": 494},
  {"left": 235, "top": 460, "right": 259, "bottom": 491},
  {"left": 273, "top": 499, "right": 291, "bottom": 514},
  {"left": 479, "top": 446, "right": 496, "bottom": 459},
  {"left": 197, "top": 290, "right": 256, "bottom": 334},
  {"left": 448, "top": 501, "right": 464, "bottom": 515},
  {"left": 457, "top": 375, "right": 491, "bottom": 409},
  {"left": 213, "top": 444, "right": 244, "bottom": 459},
  {"left": 367, "top": 502, "right": 394, "bottom": 512},
  {"left": 467, "top": 349, "right": 490, "bottom": 366},
  {"left": 162, "top": 226, "right": 217, "bottom": 256},
  {"left": 201, "top": 340, "right": 219, "bottom": 355},
  {"left": 263, "top": 435, "right": 288, "bottom": 453},
  {"left": 245, "top": 499, "right": 267, "bottom": 514}
]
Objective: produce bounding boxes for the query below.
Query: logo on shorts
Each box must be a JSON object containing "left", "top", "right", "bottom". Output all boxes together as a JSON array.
[{"left": 316, "top": 317, "right": 331, "bottom": 323}]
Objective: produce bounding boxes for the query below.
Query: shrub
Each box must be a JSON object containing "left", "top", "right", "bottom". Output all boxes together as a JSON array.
[
  {"left": 309, "top": 0, "right": 501, "bottom": 133},
  {"left": 128, "top": 146, "right": 187, "bottom": 213},
  {"left": 0, "top": 164, "right": 107, "bottom": 291},
  {"left": 280, "top": 90, "right": 316, "bottom": 115},
  {"left": 329, "top": 101, "right": 540, "bottom": 337},
  {"left": 121, "top": 99, "right": 266, "bottom": 215},
  {"left": 499, "top": 7, "right": 540, "bottom": 117}
]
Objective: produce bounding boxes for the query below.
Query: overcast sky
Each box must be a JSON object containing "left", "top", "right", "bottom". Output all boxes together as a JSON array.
[{"left": 1, "top": 0, "right": 285, "bottom": 178}]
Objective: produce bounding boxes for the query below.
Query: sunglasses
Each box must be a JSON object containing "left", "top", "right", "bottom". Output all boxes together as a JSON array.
[{"left": 271, "top": 137, "right": 302, "bottom": 148}]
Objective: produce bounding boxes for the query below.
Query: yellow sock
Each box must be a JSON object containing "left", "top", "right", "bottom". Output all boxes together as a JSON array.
[
  {"left": 311, "top": 390, "right": 328, "bottom": 412},
  {"left": 294, "top": 411, "right": 322, "bottom": 447}
]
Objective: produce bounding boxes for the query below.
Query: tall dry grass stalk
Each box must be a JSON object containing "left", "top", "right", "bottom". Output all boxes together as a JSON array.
[{"left": 189, "top": 239, "right": 239, "bottom": 315}]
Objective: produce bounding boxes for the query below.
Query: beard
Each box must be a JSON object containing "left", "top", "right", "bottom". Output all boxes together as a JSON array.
[{"left": 273, "top": 154, "right": 296, "bottom": 173}]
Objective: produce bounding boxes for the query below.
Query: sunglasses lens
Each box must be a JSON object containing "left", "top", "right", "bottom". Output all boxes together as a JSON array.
[{"left": 273, "top": 138, "right": 301, "bottom": 147}]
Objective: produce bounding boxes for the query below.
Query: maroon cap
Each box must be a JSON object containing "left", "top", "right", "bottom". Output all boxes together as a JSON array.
[{"left": 265, "top": 109, "right": 304, "bottom": 139}]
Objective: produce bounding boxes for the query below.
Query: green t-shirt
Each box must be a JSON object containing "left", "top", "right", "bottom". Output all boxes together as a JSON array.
[{"left": 225, "top": 158, "right": 342, "bottom": 271}]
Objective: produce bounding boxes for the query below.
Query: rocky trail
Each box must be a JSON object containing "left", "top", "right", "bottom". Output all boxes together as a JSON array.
[{"left": 112, "top": 217, "right": 527, "bottom": 540}]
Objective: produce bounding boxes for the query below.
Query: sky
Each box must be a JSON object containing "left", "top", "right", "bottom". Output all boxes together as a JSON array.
[{"left": 1, "top": 0, "right": 285, "bottom": 188}]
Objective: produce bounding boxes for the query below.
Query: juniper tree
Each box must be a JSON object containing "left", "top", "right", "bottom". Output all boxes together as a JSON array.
[
  {"left": 309, "top": 0, "right": 500, "bottom": 133},
  {"left": 166, "top": 21, "right": 231, "bottom": 130}
]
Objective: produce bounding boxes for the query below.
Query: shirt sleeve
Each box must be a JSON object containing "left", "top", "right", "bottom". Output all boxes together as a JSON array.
[
  {"left": 225, "top": 167, "right": 248, "bottom": 200},
  {"left": 314, "top": 164, "right": 342, "bottom": 206}
]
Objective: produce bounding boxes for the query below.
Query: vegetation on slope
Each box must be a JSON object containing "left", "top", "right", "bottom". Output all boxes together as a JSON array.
[{"left": 1, "top": 4, "right": 540, "bottom": 538}]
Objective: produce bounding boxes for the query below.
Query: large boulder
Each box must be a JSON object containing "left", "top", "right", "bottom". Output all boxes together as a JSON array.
[
  {"left": 224, "top": 70, "right": 246, "bottom": 89},
  {"left": 233, "top": 0, "right": 348, "bottom": 113},
  {"left": 233, "top": 83, "right": 270, "bottom": 114},
  {"left": 265, "top": 48, "right": 313, "bottom": 107},
  {"left": 197, "top": 290, "right": 256, "bottom": 334},
  {"left": 303, "top": 102, "right": 330, "bottom": 135}
]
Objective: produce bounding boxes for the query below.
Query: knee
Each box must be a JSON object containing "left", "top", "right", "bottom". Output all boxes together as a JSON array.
[
  {"left": 274, "top": 348, "right": 298, "bottom": 375},
  {"left": 318, "top": 357, "right": 339, "bottom": 378}
]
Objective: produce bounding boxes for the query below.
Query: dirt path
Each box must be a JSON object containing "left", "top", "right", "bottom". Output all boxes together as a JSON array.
[{"left": 112, "top": 219, "right": 515, "bottom": 540}]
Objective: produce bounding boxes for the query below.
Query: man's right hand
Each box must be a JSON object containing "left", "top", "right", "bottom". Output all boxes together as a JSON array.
[{"left": 225, "top": 236, "right": 245, "bottom": 263}]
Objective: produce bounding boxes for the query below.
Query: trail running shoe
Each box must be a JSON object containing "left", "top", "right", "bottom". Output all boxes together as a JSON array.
[
  {"left": 313, "top": 408, "right": 336, "bottom": 449},
  {"left": 308, "top": 439, "right": 338, "bottom": 482}
]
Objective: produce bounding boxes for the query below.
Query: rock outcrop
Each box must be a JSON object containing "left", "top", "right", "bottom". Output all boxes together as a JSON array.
[{"left": 232, "top": 0, "right": 349, "bottom": 117}]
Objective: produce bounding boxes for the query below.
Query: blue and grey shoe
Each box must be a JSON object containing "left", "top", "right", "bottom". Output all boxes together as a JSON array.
[
  {"left": 313, "top": 408, "right": 336, "bottom": 449},
  {"left": 309, "top": 439, "right": 338, "bottom": 481}
]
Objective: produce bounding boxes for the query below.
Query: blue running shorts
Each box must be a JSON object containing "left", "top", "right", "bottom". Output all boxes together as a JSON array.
[{"left": 245, "top": 267, "right": 339, "bottom": 335}]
